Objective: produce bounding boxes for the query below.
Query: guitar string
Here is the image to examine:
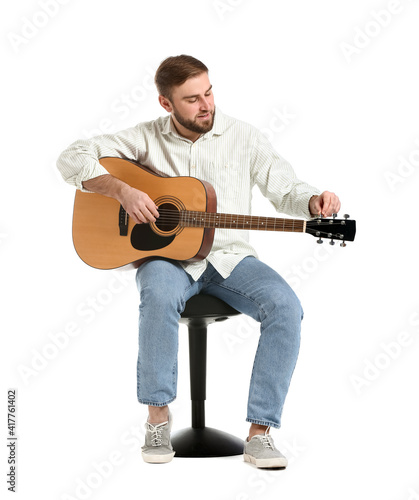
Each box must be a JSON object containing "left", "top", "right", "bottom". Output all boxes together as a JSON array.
[
  {"left": 152, "top": 209, "right": 345, "bottom": 229},
  {"left": 155, "top": 208, "right": 347, "bottom": 222},
  {"left": 123, "top": 204, "right": 348, "bottom": 236},
  {"left": 305, "top": 228, "right": 347, "bottom": 237},
  {"left": 154, "top": 209, "right": 306, "bottom": 223},
  {"left": 152, "top": 211, "right": 305, "bottom": 230},
  {"left": 149, "top": 213, "right": 349, "bottom": 234}
]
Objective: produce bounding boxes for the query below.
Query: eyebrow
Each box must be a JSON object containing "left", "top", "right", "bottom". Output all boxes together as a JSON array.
[{"left": 182, "top": 85, "right": 212, "bottom": 100}]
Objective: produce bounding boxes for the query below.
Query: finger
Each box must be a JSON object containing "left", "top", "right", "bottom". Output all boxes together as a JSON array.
[
  {"left": 141, "top": 206, "right": 158, "bottom": 223},
  {"left": 128, "top": 205, "right": 150, "bottom": 224},
  {"left": 323, "top": 203, "right": 333, "bottom": 217},
  {"left": 140, "top": 195, "right": 159, "bottom": 218},
  {"left": 319, "top": 193, "right": 330, "bottom": 217},
  {"left": 322, "top": 192, "right": 336, "bottom": 217},
  {"left": 328, "top": 195, "right": 341, "bottom": 217},
  {"left": 149, "top": 203, "right": 160, "bottom": 219},
  {"left": 311, "top": 196, "right": 322, "bottom": 216},
  {"left": 133, "top": 211, "right": 148, "bottom": 224}
]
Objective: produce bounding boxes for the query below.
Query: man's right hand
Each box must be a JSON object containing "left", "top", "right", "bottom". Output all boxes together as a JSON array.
[
  {"left": 82, "top": 174, "right": 159, "bottom": 224},
  {"left": 118, "top": 184, "right": 160, "bottom": 224}
]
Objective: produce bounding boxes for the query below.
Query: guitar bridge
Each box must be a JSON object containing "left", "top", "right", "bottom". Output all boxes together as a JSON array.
[{"left": 119, "top": 205, "right": 129, "bottom": 236}]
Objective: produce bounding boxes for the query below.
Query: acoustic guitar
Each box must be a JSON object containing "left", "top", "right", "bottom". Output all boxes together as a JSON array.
[{"left": 72, "top": 157, "right": 356, "bottom": 269}]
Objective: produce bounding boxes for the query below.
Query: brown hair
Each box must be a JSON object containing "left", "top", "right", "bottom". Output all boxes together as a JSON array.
[{"left": 154, "top": 55, "right": 208, "bottom": 100}]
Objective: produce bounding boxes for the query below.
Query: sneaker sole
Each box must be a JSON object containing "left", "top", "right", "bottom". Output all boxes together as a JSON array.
[
  {"left": 142, "top": 451, "right": 175, "bottom": 464},
  {"left": 243, "top": 453, "right": 288, "bottom": 469}
]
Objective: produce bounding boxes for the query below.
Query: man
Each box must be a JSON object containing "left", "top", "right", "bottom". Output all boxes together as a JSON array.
[{"left": 57, "top": 55, "right": 340, "bottom": 468}]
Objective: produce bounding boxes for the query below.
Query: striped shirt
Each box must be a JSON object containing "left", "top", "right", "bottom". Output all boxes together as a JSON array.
[{"left": 57, "top": 108, "right": 320, "bottom": 279}]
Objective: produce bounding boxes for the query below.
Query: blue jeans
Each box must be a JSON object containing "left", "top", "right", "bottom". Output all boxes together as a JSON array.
[{"left": 135, "top": 256, "right": 303, "bottom": 429}]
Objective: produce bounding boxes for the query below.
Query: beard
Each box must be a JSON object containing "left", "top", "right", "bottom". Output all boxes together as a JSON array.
[{"left": 172, "top": 106, "right": 215, "bottom": 135}]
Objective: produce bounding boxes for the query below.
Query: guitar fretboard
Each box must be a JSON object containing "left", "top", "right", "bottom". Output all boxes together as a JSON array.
[{"left": 180, "top": 211, "right": 306, "bottom": 232}]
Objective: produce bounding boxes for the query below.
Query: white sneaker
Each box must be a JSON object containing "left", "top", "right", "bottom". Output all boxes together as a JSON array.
[
  {"left": 141, "top": 410, "right": 175, "bottom": 464},
  {"left": 243, "top": 432, "right": 288, "bottom": 468}
]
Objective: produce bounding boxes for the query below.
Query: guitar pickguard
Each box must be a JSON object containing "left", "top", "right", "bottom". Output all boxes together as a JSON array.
[{"left": 130, "top": 224, "right": 176, "bottom": 251}]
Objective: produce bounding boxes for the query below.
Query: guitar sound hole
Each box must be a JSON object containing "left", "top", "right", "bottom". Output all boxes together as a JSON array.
[{"left": 155, "top": 203, "right": 180, "bottom": 233}]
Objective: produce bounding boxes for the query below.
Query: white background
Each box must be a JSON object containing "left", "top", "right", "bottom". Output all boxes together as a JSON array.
[{"left": 2, "top": 1, "right": 419, "bottom": 499}]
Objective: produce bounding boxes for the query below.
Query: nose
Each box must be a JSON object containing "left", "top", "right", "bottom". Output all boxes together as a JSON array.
[{"left": 199, "top": 96, "right": 210, "bottom": 109}]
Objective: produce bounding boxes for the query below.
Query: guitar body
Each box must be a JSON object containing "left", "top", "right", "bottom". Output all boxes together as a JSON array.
[{"left": 72, "top": 157, "right": 216, "bottom": 269}]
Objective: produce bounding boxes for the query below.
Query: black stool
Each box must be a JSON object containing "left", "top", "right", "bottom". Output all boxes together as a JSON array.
[{"left": 171, "top": 294, "right": 244, "bottom": 458}]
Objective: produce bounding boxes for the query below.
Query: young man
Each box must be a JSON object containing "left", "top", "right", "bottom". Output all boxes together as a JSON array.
[{"left": 57, "top": 55, "right": 340, "bottom": 468}]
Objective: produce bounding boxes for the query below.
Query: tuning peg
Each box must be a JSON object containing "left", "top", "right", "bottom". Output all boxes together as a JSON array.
[
  {"left": 341, "top": 214, "right": 350, "bottom": 226},
  {"left": 317, "top": 238, "right": 323, "bottom": 244},
  {"left": 332, "top": 213, "right": 337, "bottom": 219},
  {"left": 340, "top": 241, "right": 347, "bottom": 247},
  {"left": 327, "top": 233, "right": 335, "bottom": 245}
]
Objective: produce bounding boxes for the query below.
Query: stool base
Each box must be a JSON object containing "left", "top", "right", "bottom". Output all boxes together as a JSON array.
[{"left": 172, "top": 427, "right": 244, "bottom": 458}]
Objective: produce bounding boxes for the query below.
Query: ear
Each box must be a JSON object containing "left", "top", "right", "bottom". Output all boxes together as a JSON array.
[{"left": 159, "top": 95, "right": 173, "bottom": 113}]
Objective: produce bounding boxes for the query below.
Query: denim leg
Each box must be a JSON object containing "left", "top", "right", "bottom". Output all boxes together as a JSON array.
[
  {"left": 135, "top": 259, "right": 198, "bottom": 406},
  {"left": 202, "top": 257, "right": 303, "bottom": 429}
]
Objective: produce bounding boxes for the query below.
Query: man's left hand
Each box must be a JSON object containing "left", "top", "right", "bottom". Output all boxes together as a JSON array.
[{"left": 309, "top": 191, "right": 341, "bottom": 217}]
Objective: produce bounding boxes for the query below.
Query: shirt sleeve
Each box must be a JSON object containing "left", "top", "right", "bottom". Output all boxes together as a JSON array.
[
  {"left": 56, "top": 125, "right": 143, "bottom": 192},
  {"left": 250, "top": 130, "right": 321, "bottom": 219}
]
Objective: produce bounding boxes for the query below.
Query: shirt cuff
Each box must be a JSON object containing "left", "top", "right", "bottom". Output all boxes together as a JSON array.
[{"left": 74, "top": 161, "right": 110, "bottom": 192}]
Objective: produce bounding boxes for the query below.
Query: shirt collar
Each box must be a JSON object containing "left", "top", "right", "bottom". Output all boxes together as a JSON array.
[
  {"left": 203, "top": 107, "right": 227, "bottom": 139},
  {"left": 161, "top": 115, "right": 175, "bottom": 136}
]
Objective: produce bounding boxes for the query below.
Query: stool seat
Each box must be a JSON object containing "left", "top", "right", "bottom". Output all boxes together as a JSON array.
[
  {"left": 180, "top": 293, "right": 241, "bottom": 324},
  {"left": 171, "top": 294, "right": 244, "bottom": 458}
]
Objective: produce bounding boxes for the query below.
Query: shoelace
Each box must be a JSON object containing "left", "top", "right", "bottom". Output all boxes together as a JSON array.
[
  {"left": 145, "top": 421, "right": 167, "bottom": 447},
  {"left": 257, "top": 434, "right": 274, "bottom": 450}
]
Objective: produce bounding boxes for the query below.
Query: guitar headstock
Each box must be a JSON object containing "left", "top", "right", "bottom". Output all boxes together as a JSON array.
[{"left": 306, "top": 214, "right": 356, "bottom": 247}]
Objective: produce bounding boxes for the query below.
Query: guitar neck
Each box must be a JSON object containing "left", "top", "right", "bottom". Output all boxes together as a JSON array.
[{"left": 180, "top": 210, "right": 306, "bottom": 233}]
